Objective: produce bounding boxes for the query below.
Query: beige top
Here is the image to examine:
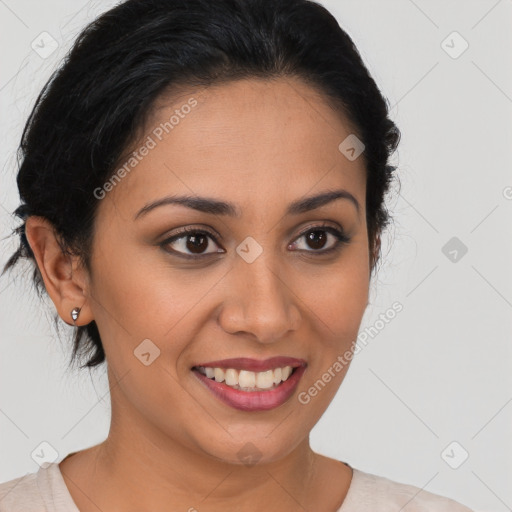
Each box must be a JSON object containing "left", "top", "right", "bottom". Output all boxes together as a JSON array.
[{"left": 0, "top": 460, "right": 475, "bottom": 511}]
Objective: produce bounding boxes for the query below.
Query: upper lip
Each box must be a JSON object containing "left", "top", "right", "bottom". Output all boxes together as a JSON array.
[{"left": 193, "top": 356, "right": 307, "bottom": 372}]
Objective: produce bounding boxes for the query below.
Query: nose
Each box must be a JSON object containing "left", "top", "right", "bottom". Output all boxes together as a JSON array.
[{"left": 217, "top": 250, "right": 301, "bottom": 344}]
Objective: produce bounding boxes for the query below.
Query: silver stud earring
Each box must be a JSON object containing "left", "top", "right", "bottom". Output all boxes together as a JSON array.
[{"left": 70, "top": 307, "right": 81, "bottom": 323}]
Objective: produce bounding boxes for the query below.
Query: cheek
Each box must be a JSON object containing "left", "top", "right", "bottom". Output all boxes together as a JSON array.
[
  {"left": 86, "top": 234, "right": 179, "bottom": 358},
  {"left": 324, "top": 271, "right": 368, "bottom": 339},
  {"left": 88, "top": 244, "right": 204, "bottom": 431},
  {"left": 297, "top": 248, "right": 370, "bottom": 345},
  {"left": 293, "top": 255, "right": 369, "bottom": 418}
]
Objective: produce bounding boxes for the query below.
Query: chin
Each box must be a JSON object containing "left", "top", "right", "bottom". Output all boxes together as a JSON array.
[{"left": 198, "top": 433, "right": 303, "bottom": 468}]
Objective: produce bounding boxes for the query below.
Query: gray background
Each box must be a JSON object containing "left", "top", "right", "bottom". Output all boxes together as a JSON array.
[{"left": 1, "top": 1, "right": 511, "bottom": 510}]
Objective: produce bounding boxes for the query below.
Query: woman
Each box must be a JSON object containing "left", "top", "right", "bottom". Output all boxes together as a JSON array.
[{"left": 0, "top": 0, "right": 475, "bottom": 510}]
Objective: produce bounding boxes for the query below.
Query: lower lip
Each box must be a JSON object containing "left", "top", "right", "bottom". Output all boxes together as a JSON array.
[{"left": 192, "top": 365, "right": 306, "bottom": 412}]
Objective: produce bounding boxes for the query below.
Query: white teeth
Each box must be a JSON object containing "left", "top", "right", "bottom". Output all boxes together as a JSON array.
[
  {"left": 256, "top": 370, "right": 274, "bottom": 389},
  {"left": 225, "top": 368, "right": 238, "bottom": 386},
  {"left": 238, "top": 370, "right": 256, "bottom": 388},
  {"left": 282, "top": 366, "right": 292, "bottom": 380},
  {"left": 196, "top": 365, "right": 295, "bottom": 391}
]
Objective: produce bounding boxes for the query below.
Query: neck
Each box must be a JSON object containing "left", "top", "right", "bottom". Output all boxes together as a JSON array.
[{"left": 81, "top": 397, "right": 322, "bottom": 511}]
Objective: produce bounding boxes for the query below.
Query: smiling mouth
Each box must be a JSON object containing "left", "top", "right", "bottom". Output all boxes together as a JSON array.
[
  {"left": 193, "top": 365, "right": 297, "bottom": 392},
  {"left": 191, "top": 358, "right": 307, "bottom": 411}
]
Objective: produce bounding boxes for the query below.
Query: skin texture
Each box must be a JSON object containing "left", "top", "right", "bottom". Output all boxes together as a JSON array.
[{"left": 25, "top": 76, "right": 373, "bottom": 511}]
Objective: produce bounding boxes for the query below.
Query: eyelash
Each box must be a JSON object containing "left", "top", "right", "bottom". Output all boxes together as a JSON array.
[{"left": 160, "top": 223, "right": 351, "bottom": 260}]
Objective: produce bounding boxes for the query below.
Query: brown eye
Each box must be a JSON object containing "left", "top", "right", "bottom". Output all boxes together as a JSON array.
[
  {"left": 304, "top": 230, "right": 328, "bottom": 250},
  {"left": 184, "top": 233, "right": 209, "bottom": 253},
  {"left": 161, "top": 228, "right": 224, "bottom": 257},
  {"left": 289, "top": 225, "right": 350, "bottom": 254}
]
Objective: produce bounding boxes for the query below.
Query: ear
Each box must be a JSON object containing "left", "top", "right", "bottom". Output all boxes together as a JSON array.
[{"left": 24, "top": 216, "right": 94, "bottom": 327}]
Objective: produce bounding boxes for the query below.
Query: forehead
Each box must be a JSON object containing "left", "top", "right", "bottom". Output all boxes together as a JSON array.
[{"left": 98, "top": 77, "right": 366, "bottom": 219}]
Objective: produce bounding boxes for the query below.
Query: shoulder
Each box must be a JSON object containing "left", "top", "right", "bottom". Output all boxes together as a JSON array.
[
  {"left": 0, "top": 461, "right": 79, "bottom": 512},
  {"left": 0, "top": 470, "right": 44, "bottom": 511},
  {"left": 341, "top": 467, "right": 475, "bottom": 512}
]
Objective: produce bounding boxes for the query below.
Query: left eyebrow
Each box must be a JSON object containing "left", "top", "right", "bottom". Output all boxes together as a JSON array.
[
  {"left": 134, "top": 189, "right": 360, "bottom": 220},
  {"left": 287, "top": 189, "right": 360, "bottom": 216}
]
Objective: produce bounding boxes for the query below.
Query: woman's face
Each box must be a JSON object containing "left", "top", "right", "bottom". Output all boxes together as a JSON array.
[{"left": 87, "top": 77, "right": 370, "bottom": 465}]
